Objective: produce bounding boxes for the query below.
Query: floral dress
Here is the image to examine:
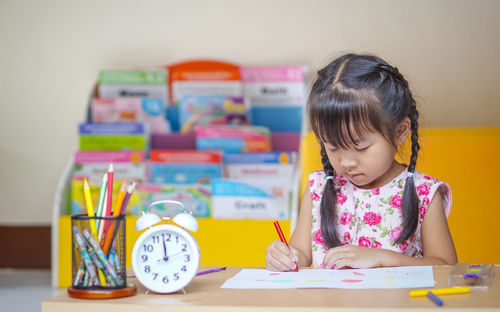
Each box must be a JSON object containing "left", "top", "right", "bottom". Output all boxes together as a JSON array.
[{"left": 310, "top": 169, "right": 452, "bottom": 267}]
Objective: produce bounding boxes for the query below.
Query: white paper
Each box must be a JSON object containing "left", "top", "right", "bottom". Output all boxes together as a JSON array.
[{"left": 221, "top": 266, "right": 434, "bottom": 289}]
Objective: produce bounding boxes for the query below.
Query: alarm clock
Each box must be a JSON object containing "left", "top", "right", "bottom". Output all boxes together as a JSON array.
[{"left": 131, "top": 200, "right": 200, "bottom": 294}]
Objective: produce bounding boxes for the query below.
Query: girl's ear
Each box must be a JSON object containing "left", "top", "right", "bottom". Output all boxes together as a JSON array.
[{"left": 396, "top": 117, "right": 411, "bottom": 145}]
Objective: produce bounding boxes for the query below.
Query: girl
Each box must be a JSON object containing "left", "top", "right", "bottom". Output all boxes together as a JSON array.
[{"left": 266, "top": 54, "right": 457, "bottom": 271}]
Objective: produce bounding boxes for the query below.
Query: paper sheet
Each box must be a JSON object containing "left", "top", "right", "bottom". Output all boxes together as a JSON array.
[{"left": 221, "top": 266, "right": 434, "bottom": 289}]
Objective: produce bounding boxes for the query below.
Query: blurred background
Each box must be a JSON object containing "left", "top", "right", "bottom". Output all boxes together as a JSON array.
[{"left": 1, "top": 1, "right": 499, "bottom": 227}]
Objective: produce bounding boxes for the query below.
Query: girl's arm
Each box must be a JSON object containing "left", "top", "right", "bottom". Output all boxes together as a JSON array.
[
  {"left": 289, "top": 185, "right": 313, "bottom": 267},
  {"left": 323, "top": 190, "right": 458, "bottom": 268}
]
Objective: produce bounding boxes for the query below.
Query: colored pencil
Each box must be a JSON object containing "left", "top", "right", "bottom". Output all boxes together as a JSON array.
[
  {"left": 120, "top": 180, "right": 136, "bottom": 215},
  {"left": 83, "top": 178, "right": 97, "bottom": 238},
  {"left": 105, "top": 163, "right": 114, "bottom": 217},
  {"left": 427, "top": 291, "right": 444, "bottom": 306},
  {"left": 410, "top": 287, "right": 470, "bottom": 297},
  {"left": 83, "top": 228, "right": 120, "bottom": 285},
  {"left": 72, "top": 226, "right": 100, "bottom": 286},
  {"left": 112, "top": 179, "right": 127, "bottom": 216},
  {"left": 273, "top": 221, "right": 298, "bottom": 272},
  {"left": 95, "top": 173, "right": 107, "bottom": 230},
  {"left": 102, "top": 180, "right": 136, "bottom": 255},
  {"left": 197, "top": 267, "right": 227, "bottom": 276}
]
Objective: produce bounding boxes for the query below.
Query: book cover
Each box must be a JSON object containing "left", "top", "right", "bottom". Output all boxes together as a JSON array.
[
  {"left": 150, "top": 150, "right": 222, "bottom": 184},
  {"left": 211, "top": 178, "right": 290, "bottom": 219},
  {"left": 178, "top": 96, "right": 248, "bottom": 134},
  {"left": 98, "top": 69, "right": 168, "bottom": 102},
  {"left": 195, "top": 125, "right": 271, "bottom": 153},
  {"left": 241, "top": 66, "right": 306, "bottom": 133},
  {"left": 91, "top": 98, "right": 169, "bottom": 133}
]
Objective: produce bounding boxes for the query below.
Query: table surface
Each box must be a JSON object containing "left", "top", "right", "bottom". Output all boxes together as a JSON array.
[{"left": 42, "top": 265, "right": 500, "bottom": 312}]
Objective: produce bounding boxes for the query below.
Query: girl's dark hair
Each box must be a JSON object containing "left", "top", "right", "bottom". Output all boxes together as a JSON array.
[{"left": 307, "top": 53, "right": 420, "bottom": 248}]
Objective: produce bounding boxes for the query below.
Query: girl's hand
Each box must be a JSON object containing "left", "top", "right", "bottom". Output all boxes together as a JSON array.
[
  {"left": 323, "top": 245, "right": 383, "bottom": 269},
  {"left": 265, "top": 240, "right": 299, "bottom": 271}
]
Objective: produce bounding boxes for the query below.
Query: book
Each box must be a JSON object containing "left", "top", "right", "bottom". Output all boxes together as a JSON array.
[
  {"left": 168, "top": 60, "right": 242, "bottom": 105},
  {"left": 211, "top": 178, "right": 290, "bottom": 219},
  {"left": 78, "top": 123, "right": 148, "bottom": 152},
  {"left": 98, "top": 70, "right": 168, "bottom": 102},
  {"left": 195, "top": 125, "right": 271, "bottom": 153},
  {"left": 241, "top": 66, "right": 306, "bottom": 132},
  {"left": 223, "top": 152, "right": 296, "bottom": 180},
  {"left": 127, "top": 183, "right": 211, "bottom": 218},
  {"left": 91, "top": 98, "right": 169, "bottom": 133},
  {"left": 150, "top": 150, "right": 222, "bottom": 184},
  {"left": 178, "top": 96, "right": 248, "bottom": 134}
]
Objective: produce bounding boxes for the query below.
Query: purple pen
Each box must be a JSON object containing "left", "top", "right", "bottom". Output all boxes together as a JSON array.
[{"left": 196, "top": 267, "right": 227, "bottom": 276}]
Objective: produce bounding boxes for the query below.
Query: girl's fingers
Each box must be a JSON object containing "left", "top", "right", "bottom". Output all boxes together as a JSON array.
[
  {"left": 323, "top": 246, "right": 350, "bottom": 269},
  {"left": 266, "top": 241, "right": 296, "bottom": 271},
  {"left": 333, "top": 256, "right": 354, "bottom": 269}
]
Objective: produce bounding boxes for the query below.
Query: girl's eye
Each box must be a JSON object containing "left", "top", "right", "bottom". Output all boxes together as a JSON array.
[{"left": 356, "top": 146, "right": 370, "bottom": 152}]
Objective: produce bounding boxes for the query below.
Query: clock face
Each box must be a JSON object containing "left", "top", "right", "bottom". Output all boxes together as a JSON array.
[{"left": 132, "top": 224, "right": 200, "bottom": 293}]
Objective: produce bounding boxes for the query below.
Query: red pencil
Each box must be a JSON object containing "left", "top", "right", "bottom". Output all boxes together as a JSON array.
[
  {"left": 105, "top": 163, "right": 114, "bottom": 217},
  {"left": 273, "top": 221, "right": 298, "bottom": 272}
]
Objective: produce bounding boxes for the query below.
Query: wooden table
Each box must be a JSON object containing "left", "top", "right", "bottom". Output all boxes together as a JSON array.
[{"left": 42, "top": 266, "right": 500, "bottom": 311}]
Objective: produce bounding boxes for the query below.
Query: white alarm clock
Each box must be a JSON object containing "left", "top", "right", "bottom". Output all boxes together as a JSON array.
[{"left": 131, "top": 200, "right": 200, "bottom": 294}]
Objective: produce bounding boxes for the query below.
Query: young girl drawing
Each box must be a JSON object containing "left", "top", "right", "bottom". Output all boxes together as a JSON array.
[{"left": 266, "top": 54, "right": 457, "bottom": 271}]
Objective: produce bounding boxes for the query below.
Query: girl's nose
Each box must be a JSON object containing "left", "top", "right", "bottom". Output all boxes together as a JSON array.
[{"left": 339, "top": 153, "right": 357, "bottom": 170}]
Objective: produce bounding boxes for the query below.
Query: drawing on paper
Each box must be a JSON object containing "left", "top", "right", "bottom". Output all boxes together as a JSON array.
[{"left": 221, "top": 266, "right": 434, "bottom": 289}]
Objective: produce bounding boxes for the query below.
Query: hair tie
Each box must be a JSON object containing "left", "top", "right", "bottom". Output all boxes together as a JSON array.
[
  {"left": 325, "top": 176, "right": 334, "bottom": 181},
  {"left": 407, "top": 171, "right": 414, "bottom": 178}
]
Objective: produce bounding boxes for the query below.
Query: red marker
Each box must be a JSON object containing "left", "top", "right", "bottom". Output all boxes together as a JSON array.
[{"left": 273, "top": 221, "right": 298, "bottom": 272}]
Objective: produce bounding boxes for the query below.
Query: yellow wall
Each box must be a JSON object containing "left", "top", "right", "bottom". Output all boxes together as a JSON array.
[
  {"left": 300, "top": 127, "right": 500, "bottom": 264},
  {"left": 58, "top": 216, "right": 290, "bottom": 287}
]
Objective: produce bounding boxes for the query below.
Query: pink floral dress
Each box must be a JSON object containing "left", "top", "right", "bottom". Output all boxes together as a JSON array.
[{"left": 310, "top": 169, "right": 452, "bottom": 267}]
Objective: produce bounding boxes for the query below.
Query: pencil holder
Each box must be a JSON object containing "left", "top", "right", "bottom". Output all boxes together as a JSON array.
[{"left": 70, "top": 214, "right": 126, "bottom": 290}]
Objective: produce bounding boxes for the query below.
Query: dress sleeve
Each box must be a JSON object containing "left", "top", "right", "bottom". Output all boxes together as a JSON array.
[
  {"left": 416, "top": 173, "right": 452, "bottom": 220},
  {"left": 437, "top": 182, "right": 452, "bottom": 218}
]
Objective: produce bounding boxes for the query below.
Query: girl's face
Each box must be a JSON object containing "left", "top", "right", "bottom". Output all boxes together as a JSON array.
[{"left": 323, "top": 120, "right": 409, "bottom": 189}]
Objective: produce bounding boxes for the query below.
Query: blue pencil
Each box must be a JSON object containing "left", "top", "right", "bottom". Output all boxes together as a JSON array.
[{"left": 427, "top": 291, "right": 444, "bottom": 306}]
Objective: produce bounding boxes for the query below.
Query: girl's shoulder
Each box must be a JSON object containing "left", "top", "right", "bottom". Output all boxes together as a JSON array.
[{"left": 412, "top": 170, "right": 452, "bottom": 217}]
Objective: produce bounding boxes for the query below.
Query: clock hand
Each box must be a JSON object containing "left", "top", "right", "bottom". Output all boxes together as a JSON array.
[
  {"left": 168, "top": 250, "right": 186, "bottom": 260},
  {"left": 162, "top": 234, "right": 169, "bottom": 261}
]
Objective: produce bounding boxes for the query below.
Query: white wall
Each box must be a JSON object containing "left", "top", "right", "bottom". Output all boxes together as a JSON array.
[{"left": 1, "top": 0, "right": 499, "bottom": 224}]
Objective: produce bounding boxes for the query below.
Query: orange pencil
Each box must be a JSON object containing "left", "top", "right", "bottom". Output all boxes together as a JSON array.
[
  {"left": 112, "top": 179, "right": 127, "bottom": 217},
  {"left": 102, "top": 181, "right": 136, "bottom": 255},
  {"left": 273, "top": 221, "right": 298, "bottom": 272}
]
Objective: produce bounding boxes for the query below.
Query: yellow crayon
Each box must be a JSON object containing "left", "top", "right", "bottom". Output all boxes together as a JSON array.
[{"left": 410, "top": 286, "right": 470, "bottom": 297}]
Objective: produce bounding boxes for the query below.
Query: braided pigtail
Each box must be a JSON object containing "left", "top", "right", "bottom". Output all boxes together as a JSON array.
[
  {"left": 319, "top": 144, "right": 342, "bottom": 248},
  {"left": 396, "top": 87, "right": 420, "bottom": 244}
]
